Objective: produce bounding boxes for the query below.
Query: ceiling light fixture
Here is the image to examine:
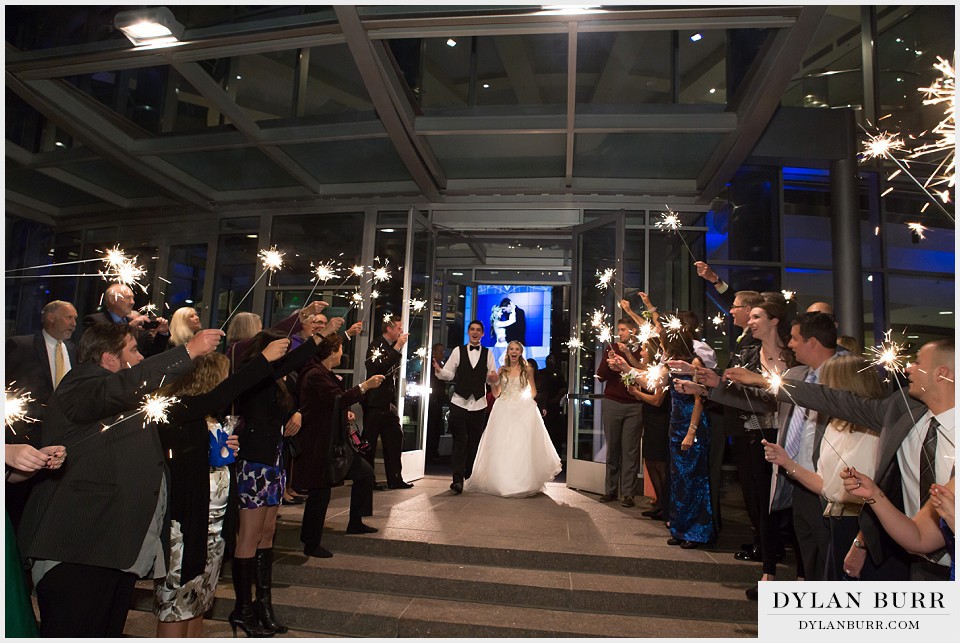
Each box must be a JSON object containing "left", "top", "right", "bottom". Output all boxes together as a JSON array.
[
  {"left": 540, "top": 5, "right": 603, "bottom": 16},
  {"left": 114, "top": 7, "right": 184, "bottom": 48},
  {"left": 690, "top": 33, "right": 703, "bottom": 42},
  {"left": 382, "top": 228, "right": 395, "bottom": 233},
  {"left": 709, "top": 88, "right": 716, "bottom": 94},
  {"left": 482, "top": 83, "right": 490, "bottom": 89},
  {"left": 446, "top": 38, "right": 457, "bottom": 47}
]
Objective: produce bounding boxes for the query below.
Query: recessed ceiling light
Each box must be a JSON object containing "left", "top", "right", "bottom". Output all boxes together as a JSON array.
[
  {"left": 690, "top": 33, "right": 703, "bottom": 42},
  {"left": 482, "top": 83, "right": 490, "bottom": 89},
  {"left": 184, "top": 299, "right": 193, "bottom": 304},
  {"left": 939, "top": 311, "right": 953, "bottom": 315},
  {"left": 236, "top": 75, "right": 242, "bottom": 80},
  {"left": 867, "top": 275, "right": 874, "bottom": 282},
  {"left": 246, "top": 234, "right": 257, "bottom": 238},
  {"left": 55, "top": 141, "right": 66, "bottom": 147},
  {"left": 452, "top": 272, "right": 464, "bottom": 276},
  {"left": 907, "top": 335, "right": 919, "bottom": 339},
  {"left": 382, "top": 228, "right": 395, "bottom": 233},
  {"left": 709, "top": 88, "right": 716, "bottom": 94},
  {"left": 446, "top": 38, "right": 457, "bottom": 47}
]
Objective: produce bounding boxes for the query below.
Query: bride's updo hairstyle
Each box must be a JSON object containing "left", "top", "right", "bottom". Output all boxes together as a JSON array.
[{"left": 498, "top": 340, "right": 529, "bottom": 389}]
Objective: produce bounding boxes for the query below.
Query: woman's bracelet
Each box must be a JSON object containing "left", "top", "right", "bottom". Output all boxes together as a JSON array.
[
  {"left": 786, "top": 465, "right": 798, "bottom": 477},
  {"left": 864, "top": 489, "right": 884, "bottom": 505},
  {"left": 687, "top": 425, "right": 697, "bottom": 433}
]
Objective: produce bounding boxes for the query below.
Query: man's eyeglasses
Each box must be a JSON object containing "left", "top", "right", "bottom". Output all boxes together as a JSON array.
[{"left": 730, "top": 305, "right": 749, "bottom": 310}]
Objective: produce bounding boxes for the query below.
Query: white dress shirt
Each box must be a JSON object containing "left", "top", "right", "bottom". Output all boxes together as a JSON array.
[
  {"left": 42, "top": 329, "right": 72, "bottom": 387},
  {"left": 435, "top": 343, "right": 498, "bottom": 411},
  {"left": 898, "top": 407, "right": 955, "bottom": 518}
]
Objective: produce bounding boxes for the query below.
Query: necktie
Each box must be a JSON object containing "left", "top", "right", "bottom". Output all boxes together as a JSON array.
[
  {"left": 54, "top": 341, "right": 65, "bottom": 388},
  {"left": 469, "top": 345, "right": 480, "bottom": 351},
  {"left": 784, "top": 370, "right": 817, "bottom": 461},
  {"left": 919, "top": 417, "right": 940, "bottom": 507}
]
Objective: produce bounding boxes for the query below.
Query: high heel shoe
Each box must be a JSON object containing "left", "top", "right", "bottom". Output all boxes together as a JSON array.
[
  {"left": 229, "top": 557, "right": 274, "bottom": 637},
  {"left": 254, "top": 548, "right": 288, "bottom": 634}
]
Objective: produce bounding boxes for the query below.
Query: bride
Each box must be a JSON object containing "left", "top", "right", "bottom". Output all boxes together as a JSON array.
[{"left": 464, "top": 341, "right": 562, "bottom": 498}]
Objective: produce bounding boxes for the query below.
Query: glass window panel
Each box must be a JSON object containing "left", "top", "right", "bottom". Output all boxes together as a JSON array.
[
  {"left": 887, "top": 274, "right": 954, "bottom": 338},
  {"left": 282, "top": 139, "right": 410, "bottom": 183},
  {"left": 58, "top": 160, "right": 159, "bottom": 199},
  {"left": 884, "top": 218, "right": 955, "bottom": 274},
  {"left": 5, "top": 169, "right": 102, "bottom": 208},
  {"left": 647, "top": 230, "right": 706, "bottom": 317},
  {"left": 212, "top": 234, "right": 258, "bottom": 331},
  {"left": 474, "top": 270, "right": 570, "bottom": 284},
  {"left": 4, "top": 217, "right": 56, "bottom": 335},
  {"left": 159, "top": 148, "right": 301, "bottom": 191},
  {"left": 228, "top": 51, "right": 297, "bottom": 124},
  {"left": 706, "top": 166, "right": 780, "bottom": 262},
  {"left": 414, "top": 33, "right": 568, "bottom": 112},
  {"left": 429, "top": 134, "right": 565, "bottom": 179},
  {"left": 165, "top": 243, "right": 208, "bottom": 311},
  {"left": 7, "top": 88, "right": 49, "bottom": 153},
  {"left": 678, "top": 29, "right": 729, "bottom": 105},
  {"left": 300, "top": 44, "right": 376, "bottom": 121},
  {"left": 220, "top": 217, "right": 260, "bottom": 233},
  {"left": 269, "top": 212, "right": 365, "bottom": 287},
  {"left": 575, "top": 132, "right": 724, "bottom": 179},
  {"left": 782, "top": 5, "right": 862, "bottom": 109},
  {"left": 576, "top": 31, "right": 672, "bottom": 107},
  {"left": 67, "top": 67, "right": 180, "bottom": 136}
]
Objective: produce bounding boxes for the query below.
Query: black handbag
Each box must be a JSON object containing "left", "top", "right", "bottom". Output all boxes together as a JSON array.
[{"left": 325, "top": 394, "right": 353, "bottom": 486}]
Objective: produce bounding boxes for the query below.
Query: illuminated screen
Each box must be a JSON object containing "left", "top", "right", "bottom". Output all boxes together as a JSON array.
[{"left": 468, "top": 285, "right": 553, "bottom": 368}]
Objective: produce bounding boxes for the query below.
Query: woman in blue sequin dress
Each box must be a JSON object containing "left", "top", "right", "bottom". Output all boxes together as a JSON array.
[{"left": 665, "top": 328, "right": 713, "bottom": 548}]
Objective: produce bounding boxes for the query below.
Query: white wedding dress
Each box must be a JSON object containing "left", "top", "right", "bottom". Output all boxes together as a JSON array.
[{"left": 464, "top": 373, "right": 563, "bottom": 498}]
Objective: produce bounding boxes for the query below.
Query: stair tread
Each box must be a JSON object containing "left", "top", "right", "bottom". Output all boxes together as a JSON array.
[{"left": 273, "top": 551, "right": 751, "bottom": 601}]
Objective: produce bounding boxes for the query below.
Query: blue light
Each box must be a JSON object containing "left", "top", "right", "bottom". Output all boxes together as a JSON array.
[{"left": 783, "top": 166, "right": 830, "bottom": 180}]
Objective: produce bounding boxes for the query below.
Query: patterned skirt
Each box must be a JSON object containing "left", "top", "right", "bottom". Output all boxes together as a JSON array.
[
  {"left": 154, "top": 467, "right": 230, "bottom": 622},
  {"left": 237, "top": 459, "right": 286, "bottom": 509}
]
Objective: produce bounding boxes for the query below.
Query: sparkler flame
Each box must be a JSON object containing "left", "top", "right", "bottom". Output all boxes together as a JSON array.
[
  {"left": 763, "top": 370, "right": 785, "bottom": 395},
  {"left": 910, "top": 56, "right": 955, "bottom": 203},
  {"left": 370, "top": 290, "right": 380, "bottom": 299},
  {"left": 140, "top": 394, "right": 180, "bottom": 425},
  {"left": 370, "top": 258, "right": 392, "bottom": 283},
  {"left": 589, "top": 308, "right": 607, "bottom": 329},
  {"left": 596, "top": 268, "right": 615, "bottom": 290},
  {"left": 781, "top": 290, "right": 795, "bottom": 302},
  {"left": 350, "top": 265, "right": 366, "bottom": 277},
  {"left": 655, "top": 208, "right": 682, "bottom": 232},
  {"left": 414, "top": 347, "right": 428, "bottom": 359},
  {"left": 410, "top": 299, "right": 428, "bottom": 313},
  {"left": 100, "top": 245, "right": 130, "bottom": 270},
  {"left": 907, "top": 222, "right": 929, "bottom": 239},
  {"left": 596, "top": 325, "right": 613, "bottom": 344},
  {"left": 861, "top": 131, "right": 905, "bottom": 160},
  {"left": 565, "top": 337, "right": 583, "bottom": 351},
  {"left": 313, "top": 261, "right": 339, "bottom": 283},
  {"left": 865, "top": 330, "right": 909, "bottom": 375},
  {"left": 370, "top": 347, "right": 384, "bottom": 362},
  {"left": 138, "top": 303, "right": 158, "bottom": 315},
  {"left": 383, "top": 313, "right": 393, "bottom": 323},
  {"left": 711, "top": 313, "right": 725, "bottom": 328},
  {"left": 258, "top": 247, "right": 285, "bottom": 272},
  {"left": 661, "top": 314, "right": 684, "bottom": 339},
  {"left": 349, "top": 290, "right": 365, "bottom": 310},
  {"left": 644, "top": 363, "right": 666, "bottom": 391},
  {"left": 5, "top": 387, "right": 38, "bottom": 430}
]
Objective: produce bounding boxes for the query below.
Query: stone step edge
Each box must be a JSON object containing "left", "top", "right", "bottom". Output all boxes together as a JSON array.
[
  {"left": 271, "top": 528, "right": 762, "bottom": 584},
  {"left": 131, "top": 584, "right": 757, "bottom": 637}
]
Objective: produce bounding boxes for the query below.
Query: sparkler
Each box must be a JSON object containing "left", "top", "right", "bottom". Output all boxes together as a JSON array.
[
  {"left": 565, "top": 337, "right": 583, "bottom": 352},
  {"left": 907, "top": 222, "right": 929, "bottom": 239},
  {"left": 69, "top": 393, "right": 181, "bottom": 447},
  {"left": 861, "top": 131, "right": 905, "bottom": 160},
  {"left": 348, "top": 290, "right": 365, "bottom": 311},
  {"left": 711, "top": 312, "right": 727, "bottom": 335},
  {"left": 382, "top": 313, "right": 393, "bottom": 324},
  {"left": 781, "top": 290, "right": 795, "bottom": 302},
  {"left": 139, "top": 303, "right": 158, "bottom": 315},
  {"left": 596, "top": 268, "right": 616, "bottom": 291},
  {"left": 370, "top": 257, "right": 392, "bottom": 284},
  {"left": 5, "top": 387, "right": 38, "bottom": 432},
  {"left": 410, "top": 299, "right": 428, "bottom": 314},
  {"left": 371, "top": 290, "right": 380, "bottom": 299},
  {"left": 219, "top": 246, "right": 286, "bottom": 331},
  {"left": 414, "top": 346, "right": 428, "bottom": 360},
  {"left": 864, "top": 329, "right": 909, "bottom": 378},
  {"left": 910, "top": 56, "right": 955, "bottom": 205},
  {"left": 369, "top": 347, "right": 384, "bottom": 362},
  {"left": 643, "top": 363, "right": 667, "bottom": 391},
  {"left": 655, "top": 207, "right": 697, "bottom": 262}
]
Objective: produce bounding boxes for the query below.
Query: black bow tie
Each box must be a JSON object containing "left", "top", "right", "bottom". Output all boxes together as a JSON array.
[{"left": 469, "top": 345, "right": 480, "bottom": 351}]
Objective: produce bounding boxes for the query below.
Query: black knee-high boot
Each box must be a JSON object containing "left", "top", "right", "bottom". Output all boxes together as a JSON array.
[
  {"left": 254, "top": 548, "right": 288, "bottom": 634},
  {"left": 229, "top": 557, "right": 274, "bottom": 637}
]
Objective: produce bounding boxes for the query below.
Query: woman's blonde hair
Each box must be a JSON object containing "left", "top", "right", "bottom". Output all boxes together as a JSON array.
[
  {"left": 498, "top": 341, "right": 528, "bottom": 389},
  {"left": 819, "top": 355, "right": 885, "bottom": 433},
  {"left": 168, "top": 307, "right": 198, "bottom": 347},
  {"left": 226, "top": 312, "right": 262, "bottom": 345},
  {"left": 160, "top": 352, "right": 230, "bottom": 397}
]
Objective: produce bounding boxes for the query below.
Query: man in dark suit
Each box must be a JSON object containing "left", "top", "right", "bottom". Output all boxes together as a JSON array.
[
  {"left": 5, "top": 300, "right": 79, "bottom": 528},
  {"left": 503, "top": 299, "right": 526, "bottom": 345},
  {"left": 722, "top": 337, "right": 954, "bottom": 581},
  {"left": 17, "top": 323, "right": 223, "bottom": 637},
  {"left": 434, "top": 320, "right": 500, "bottom": 494},
  {"left": 362, "top": 315, "right": 413, "bottom": 490},
  {"left": 82, "top": 283, "right": 170, "bottom": 357}
]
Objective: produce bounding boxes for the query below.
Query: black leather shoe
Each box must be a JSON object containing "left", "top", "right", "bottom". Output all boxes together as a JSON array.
[
  {"left": 680, "top": 540, "right": 700, "bottom": 549},
  {"left": 735, "top": 545, "right": 762, "bottom": 562},
  {"left": 346, "top": 523, "right": 379, "bottom": 534},
  {"left": 740, "top": 542, "right": 756, "bottom": 552},
  {"left": 450, "top": 482, "right": 463, "bottom": 494},
  {"left": 372, "top": 483, "right": 387, "bottom": 491},
  {"left": 303, "top": 544, "right": 333, "bottom": 558},
  {"left": 598, "top": 494, "right": 616, "bottom": 503},
  {"left": 621, "top": 496, "right": 635, "bottom": 508},
  {"left": 745, "top": 585, "right": 759, "bottom": 601},
  {"left": 389, "top": 481, "right": 414, "bottom": 489},
  {"left": 667, "top": 537, "right": 684, "bottom": 546},
  {"left": 641, "top": 507, "right": 660, "bottom": 517}
]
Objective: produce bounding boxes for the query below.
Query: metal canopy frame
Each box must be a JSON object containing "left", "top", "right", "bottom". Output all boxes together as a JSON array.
[{"left": 5, "top": 4, "right": 830, "bottom": 221}]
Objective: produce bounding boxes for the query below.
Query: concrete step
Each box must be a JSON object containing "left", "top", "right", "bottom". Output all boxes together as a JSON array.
[
  {"left": 271, "top": 520, "right": 769, "bottom": 584},
  {"left": 132, "top": 584, "right": 758, "bottom": 638},
  {"left": 121, "top": 607, "right": 327, "bottom": 638},
  {"left": 263, "top": 551, "right": 755, "bottom": 623}
]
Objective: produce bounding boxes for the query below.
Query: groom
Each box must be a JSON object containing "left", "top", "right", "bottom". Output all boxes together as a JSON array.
[{"left": 434, "top": 320, "right": 499, "bottom": 494}]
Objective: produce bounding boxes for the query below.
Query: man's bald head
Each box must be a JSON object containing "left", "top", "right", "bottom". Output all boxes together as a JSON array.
[
  {"left": 104, "top": 283, "right": 135, "bottom": 317},
  {"left": 806, "top": 301, "right": 834, "bottom": 316}
]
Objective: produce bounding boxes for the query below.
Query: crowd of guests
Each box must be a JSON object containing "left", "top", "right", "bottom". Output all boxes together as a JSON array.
[
  {"left": 596, "top": 261, "right": 955, "bottom": 596},
  {"left": 4, "top": 284, "right": 387, "bottom": 638}
]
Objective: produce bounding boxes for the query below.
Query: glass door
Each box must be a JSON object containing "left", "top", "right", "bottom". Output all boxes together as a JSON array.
[
  {"left": 566, "top": 213, "right": 623, "bottom": 493},
  {"left": 396, "top": 208, "right": 436, "bottom": 481}
]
